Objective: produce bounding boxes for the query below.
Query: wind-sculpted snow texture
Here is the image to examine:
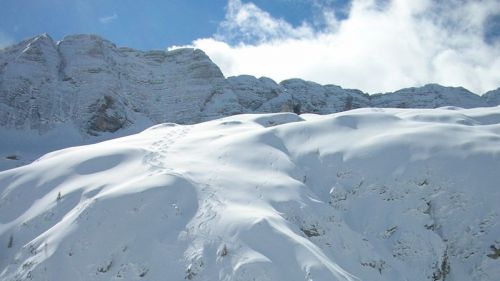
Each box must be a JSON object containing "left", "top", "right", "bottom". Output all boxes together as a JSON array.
[
  {"left": 1, "top": 107, "right": 499, "bottom": 281},
  {"left": 1, "top": 34, "right": 500, "bottom": 170}
]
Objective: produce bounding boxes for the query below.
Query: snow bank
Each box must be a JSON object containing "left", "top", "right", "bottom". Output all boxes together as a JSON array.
[{"left": 1, "top": 107, "right": 499, "bottom": 281}]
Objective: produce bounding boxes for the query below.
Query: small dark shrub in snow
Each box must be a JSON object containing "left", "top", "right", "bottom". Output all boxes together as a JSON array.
[
  {"left": 293, "top": 104, "right": 301, "bottom": 114},
  {"left": 220, "top": 244, "right": 228, "bottom": 257},
  {"left": 97, "top": 260, "right": 113, "bottom": 273},
  {"left": 7, "top": 234, "right": 13, "bottom": 248},
  {"left": 487, "top": 245, "right": 500, "bottom": 259}
]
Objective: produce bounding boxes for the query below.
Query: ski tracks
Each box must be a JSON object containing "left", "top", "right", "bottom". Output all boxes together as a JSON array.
[{"left": 145, "top": 125, "right": 191, "bottom": 176}]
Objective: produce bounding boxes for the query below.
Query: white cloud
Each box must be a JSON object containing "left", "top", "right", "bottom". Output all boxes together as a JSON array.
[
  {"left": 99, "top": 13, "right": 118, "bottom": 24},
  {"left": 215, "top": 0, "right": 316, "bottom": 43},
  {"left": 189, "top": 0, "right": 500, "bottom": 94},
  {"left": 0, "top": 31, "right": 14, "bottom": 49}
]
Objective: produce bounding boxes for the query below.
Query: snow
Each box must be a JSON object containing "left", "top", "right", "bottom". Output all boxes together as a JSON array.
[
  {"left": 2, "top": 34, "right": 500, "bottom": 172},
  {"left": 1, "top": 107, "right": 499, "bottom": 281},
  {"left": 0, "top": 115, "right": 153, "bottom": 171}
]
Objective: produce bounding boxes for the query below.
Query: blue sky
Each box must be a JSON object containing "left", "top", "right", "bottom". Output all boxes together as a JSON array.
[
  {"left": 0, "top": 0, "right": 350, "bottom": 50},
  {"left": 1, "top": 0, "right": 499, "bottom": 94}
]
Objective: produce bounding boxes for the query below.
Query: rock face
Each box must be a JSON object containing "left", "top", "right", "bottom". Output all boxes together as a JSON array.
[
  {"left": 0, "top": 34, "right": 499, "bottom": 169},
  {"left": 483, "top": 88, "right": 500, "bottom": 106},
  {"left": 86, "top": 95, "right": 129, "bottom": 135},
  {"left": 0, "top": 34, "right": 240, "bottom": 134},
  {"left": 370, "top": 84, "right": 488, "bottom": 109}
]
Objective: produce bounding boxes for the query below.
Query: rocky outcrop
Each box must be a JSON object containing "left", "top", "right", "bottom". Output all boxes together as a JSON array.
[
  {"left": 371, "top": 84, "right": 488, "bottom": 109},
  {"left": 280, "top": 78, "right": 371, "bottom": 113},
  {"left": 483, "top": 88, "right": 500, "bottom": 106},
  {"left": 86, "top": 95, "right": 129, "bottom": 135}
]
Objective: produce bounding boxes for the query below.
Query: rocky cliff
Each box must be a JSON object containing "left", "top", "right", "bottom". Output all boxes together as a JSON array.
[{"left": 0, "top": 34, "right": 242, "bottom": 135}]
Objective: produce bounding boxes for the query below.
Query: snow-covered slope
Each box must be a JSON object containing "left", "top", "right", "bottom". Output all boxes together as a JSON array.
[
  {"left": 1, "top": 34, "right": 500, "bottom": 171},
  {"left": 1, "top": 107, "right": 499, "bottom": 281}
]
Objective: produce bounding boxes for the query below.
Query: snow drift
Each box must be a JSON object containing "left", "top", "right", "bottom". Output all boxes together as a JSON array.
[{"left": 1, "top": 107, "right": 500, "bottom": 281}]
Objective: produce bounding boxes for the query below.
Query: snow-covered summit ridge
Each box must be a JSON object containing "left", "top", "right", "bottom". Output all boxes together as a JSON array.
[
  {"left": 1, "top": 34, "right": 500, "bottom": 170},
  {"left": 1, "top": 107, "right": 499, "bottom": 281},
  {"left": 1, "top": 34, "right": 499, "bottom": 133}
]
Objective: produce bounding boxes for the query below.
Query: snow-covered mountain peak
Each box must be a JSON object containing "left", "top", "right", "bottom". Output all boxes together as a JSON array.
[
  {"left": 11, "top": 33, "right": 55, "bottom": 50},
  {"left": 0, "top": 33, "right": 233, "bottom": 131},
  {"left": 4, "top": 33, "right": 58, "bottom": 71},
  {"left": 59, "top": 34, "right": 114, "bottom": 45},
  {"left": 1, "top": 33, "right": 500, "bottom": 171}
]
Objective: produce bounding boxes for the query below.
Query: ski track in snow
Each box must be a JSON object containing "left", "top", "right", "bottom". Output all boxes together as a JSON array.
[
  {"left": 146, "top": 124, "right": 225, "bottom": 245},
  {"left": 146, "top": 124, "right": 192, "bottom": 175}
]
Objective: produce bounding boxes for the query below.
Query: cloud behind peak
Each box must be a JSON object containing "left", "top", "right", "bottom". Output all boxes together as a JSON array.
[{"left": 191, "top": 0, "right": 500, "bottom": 94}]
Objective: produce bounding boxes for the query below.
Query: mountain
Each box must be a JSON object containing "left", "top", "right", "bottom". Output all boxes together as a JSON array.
[
  {"left": 0, "top": 34, "right": 239, "bottom": 131},
  {"left": 483, "top": 88, "right": 500, "bottom": 106},
  {"left": 1, "top": 34, "right": 500, "bottom": 170},
  {"left": 1, "top": 107, "right": 499, "bottom": 281},
  {"left": 371, "top": 84, "right": 489, "bottom": 109}
]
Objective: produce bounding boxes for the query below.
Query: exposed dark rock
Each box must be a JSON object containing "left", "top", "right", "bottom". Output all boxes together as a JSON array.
[
  {"left": 87, "top": 96, "right": 128, "bottom": 135},
  {"left": 487, "top": 245, "right": 500, "bottom": 259}
]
